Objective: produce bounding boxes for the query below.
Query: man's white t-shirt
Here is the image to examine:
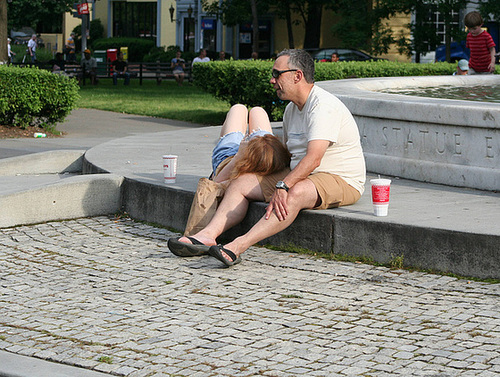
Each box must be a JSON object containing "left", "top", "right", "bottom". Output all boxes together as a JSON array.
[
  {"left": 192, "top": 57, "right": 210, "bottom": 65},
  {"left": 28, "top": 39, "right": 37, "bottom": 52},
  {"left": 282, "top": 85, "right": 366, "bottom": 194}
]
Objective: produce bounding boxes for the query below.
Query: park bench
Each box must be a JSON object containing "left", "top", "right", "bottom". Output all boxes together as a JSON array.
[
  {"left": 11, "top": 61, "right": 192, "bottom": 85},
  {"left": 96, "top": 61, "right": 192, "bottom": 85}
]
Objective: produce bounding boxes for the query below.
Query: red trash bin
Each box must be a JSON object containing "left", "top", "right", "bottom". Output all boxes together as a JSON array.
[{"left": 107, "top": 49, "right": 118, "bottom": 75}]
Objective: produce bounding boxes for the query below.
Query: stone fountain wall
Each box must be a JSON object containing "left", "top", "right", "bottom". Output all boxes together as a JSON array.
[{"left": 318, "top": 75, "right": 500, "bottom": 191}]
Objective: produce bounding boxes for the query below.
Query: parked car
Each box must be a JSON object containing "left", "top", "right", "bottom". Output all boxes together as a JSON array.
[
  {"left": 435, "top": 41, "right": 469, "bottom": 62},
  {"left": 308, "top": 48, "right": 384, "bottom": 62},
  {"left": 10, "top": 27, "right": 44, "bottom": 47}
]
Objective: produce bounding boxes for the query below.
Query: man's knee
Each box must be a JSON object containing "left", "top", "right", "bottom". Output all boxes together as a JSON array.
[
  {"left": 228, "top": 173, "right": 264, "bottom": 200},
  {"left": 287, "top": 180, "right": 319, "bottom": 209}
]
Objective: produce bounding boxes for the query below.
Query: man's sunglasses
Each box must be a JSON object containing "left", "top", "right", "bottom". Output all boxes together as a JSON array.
[{"left": 272, "top": 69, "right": 298, "bottom": 79}]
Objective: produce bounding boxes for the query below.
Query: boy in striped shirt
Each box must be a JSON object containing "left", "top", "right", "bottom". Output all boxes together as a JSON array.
[{"left": 464, "top": 11, "right": 496, "bottom": 74}]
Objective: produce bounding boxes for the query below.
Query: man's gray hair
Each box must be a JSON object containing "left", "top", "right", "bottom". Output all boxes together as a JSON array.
[{"left": 277, "top": 49, "right": 315, "bottom": 83}]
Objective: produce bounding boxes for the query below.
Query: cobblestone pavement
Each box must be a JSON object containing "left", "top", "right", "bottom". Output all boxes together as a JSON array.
[{"left": 1, "top": 217, "right": 499, "bottom": 377}]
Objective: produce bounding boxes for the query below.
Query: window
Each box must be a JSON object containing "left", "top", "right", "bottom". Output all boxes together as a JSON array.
[{"left": 113, "top": 1, "right": 157, "bottom": 39}]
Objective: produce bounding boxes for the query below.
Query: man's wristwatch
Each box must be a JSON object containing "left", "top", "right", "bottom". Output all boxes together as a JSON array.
[{"left": 275, "top": 181, "right": 289, "bottom": 192}]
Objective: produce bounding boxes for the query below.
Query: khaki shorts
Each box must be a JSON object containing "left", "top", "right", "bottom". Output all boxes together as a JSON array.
[{"left": 257, "top": 171, "right": 361, "bottom": 210}]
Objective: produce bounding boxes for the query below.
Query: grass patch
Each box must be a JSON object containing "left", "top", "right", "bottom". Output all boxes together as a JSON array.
[
  {"left": 264, "top": 243, "right": 500, "bottom": 283},
  {"left": 97, "top": 355, "right": 113, "bottom": 364},
  {"left": 78, "top": 79, "right": 230, "bottom": 125},
  {"left": 389, "top": 253, "right": 404, "bottom": 269},
  {"left": 266, "top": 243, "right": 378, "bottom": 266}
]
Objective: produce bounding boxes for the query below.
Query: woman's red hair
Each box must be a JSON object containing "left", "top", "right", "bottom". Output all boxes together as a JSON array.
[{"left": 231, "top": 134, "right": 291, "bottom": 179}]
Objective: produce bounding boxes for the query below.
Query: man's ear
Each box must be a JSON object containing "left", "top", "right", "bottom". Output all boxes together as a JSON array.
[{"left": 294, "top": 70, "right": 303, "bottom": 83}]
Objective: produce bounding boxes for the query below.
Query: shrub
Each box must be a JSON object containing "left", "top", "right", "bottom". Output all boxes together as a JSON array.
[
  {"left": 193, "top": 60, "right": 488, "bottom": 121},
  {"left": 10, "top": 46, "right": 54, "bottom": 64},
  {"left": 91, "top": 38, "right": 155, "bottom": 61},
  {"left": 143, "top": 45, "right": 197, "bottom": 64},
  {"left": 0, "top": 65, "right": 80, "bottom": 131},
  {"left": 193, "top": 59, "right": 278, "bottom": 116}
]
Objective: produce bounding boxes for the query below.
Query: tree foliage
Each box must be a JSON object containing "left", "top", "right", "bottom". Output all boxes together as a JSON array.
[
  {"left": 329, "top": 0, "right": 470, "bottom": 61},
  {"left": 479, "top": 0, "right": 500, "bottom": 22},
  {"left": 7, "top": 0, "right": 74, "bottom": 32}
]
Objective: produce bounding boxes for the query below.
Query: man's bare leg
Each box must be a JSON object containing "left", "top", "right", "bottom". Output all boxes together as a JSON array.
[
  {"left": 217, "top": 178, "right": 319, "bottom": 261},
  {"left": 177, "top": 173, "right": 265, "bottom": 246}
]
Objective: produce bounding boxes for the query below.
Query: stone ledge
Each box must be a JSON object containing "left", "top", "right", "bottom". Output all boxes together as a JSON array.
[
  {"left": 120, "top": 177, "right": 500, "bottom": 280},
  {"left": 0, "top": 174, "right": 123, "bottom": 228}
]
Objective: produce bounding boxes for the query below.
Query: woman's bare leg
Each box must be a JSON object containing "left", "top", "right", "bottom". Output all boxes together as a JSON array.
[
  {"left": 220, "top": 104, "right": 248, "bottom": 137},
  {"left": 248, "top": 106, "right": 272, "bottom": 134}
]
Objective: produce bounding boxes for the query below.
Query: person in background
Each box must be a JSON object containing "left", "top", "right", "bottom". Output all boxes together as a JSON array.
[
  {"left": 464, "top": 11, "right": 496, "bottom": 74},
  {"left": 7, "top": 38, "right": 16, "bottom": 64},
  {"left": 65, "top": 32, "right": 76, "bottom": 62},
  {"left": 27, "top": 34, "right": 37, "bottom": 63},
  {"left": 80, "top": 49, "right": 98, "bottom": 85},
  {"left": 50, "top": 52, "right": 66, "bottom": 73},
  {"left": 192, "top": 49, "right": 210, "bottom": 66},
  {"left": 112, "top": 52, "right": 130, "bottom": 85},
  {"left": 250, "top": 51, "right": 259, "bottom": 60},
  {"left": 171, "top": 50, "right": 185, "bottom": 86},
  {"left": 454, "top": 59, "right": 469, "bottom": 75},
  {"left": 219, "top": 51, "right": 226, "bottom": 61},
  {"left": 320, "top": 52, "right": 340, "bottom": 62}
]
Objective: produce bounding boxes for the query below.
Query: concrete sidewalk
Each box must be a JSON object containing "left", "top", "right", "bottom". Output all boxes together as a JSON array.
[{"left": 0, "top": 108, "right": 207, "bottom": 160}]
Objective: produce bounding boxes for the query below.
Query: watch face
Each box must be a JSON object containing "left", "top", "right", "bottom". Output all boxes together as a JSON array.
[{"left": 276, "top": 181, "right": 287, "bottom": 190}]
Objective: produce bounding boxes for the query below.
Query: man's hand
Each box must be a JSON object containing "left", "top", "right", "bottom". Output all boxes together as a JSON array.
[{"left": 265, "top": 189, "right": 289, "bottom": 221}]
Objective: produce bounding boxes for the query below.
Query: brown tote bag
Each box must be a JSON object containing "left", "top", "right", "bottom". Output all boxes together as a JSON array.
[{"left": 184, "top": 178, "right": 228, "bottom": 237}]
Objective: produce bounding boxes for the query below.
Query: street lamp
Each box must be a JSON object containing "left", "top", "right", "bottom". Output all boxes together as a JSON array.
[
  {"left": 170, "top": 4, "right": 193, "bottom": 22},
  {"left": 169, "top": 4, "right": 176, "bottom": 23}
]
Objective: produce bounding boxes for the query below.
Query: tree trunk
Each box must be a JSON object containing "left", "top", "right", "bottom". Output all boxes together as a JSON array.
[
  {"left": 285, "top": 1, "right": 294, "bottom": 49},
  {"left": 303, "top": 3, "right": 322, "bottom": 49},
  {"left": 0, "top": 0, "right": 8, "bottom": 63},
  {"left": 250, "top": 0, "right": 259, "bottom": 55}
]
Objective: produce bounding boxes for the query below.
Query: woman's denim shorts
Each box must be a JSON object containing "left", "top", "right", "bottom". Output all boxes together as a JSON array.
[{"left": 211, "top": 130, "right": 271, "bottom": 174}]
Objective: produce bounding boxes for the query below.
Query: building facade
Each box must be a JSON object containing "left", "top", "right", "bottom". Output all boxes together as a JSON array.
[{"left": 63, "top": 1, "right": 498, "bottom": 62}]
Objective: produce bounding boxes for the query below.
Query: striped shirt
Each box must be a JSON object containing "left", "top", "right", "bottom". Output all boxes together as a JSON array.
[{"left": 466, "top": 31, "right": 495, "bottom": 72}]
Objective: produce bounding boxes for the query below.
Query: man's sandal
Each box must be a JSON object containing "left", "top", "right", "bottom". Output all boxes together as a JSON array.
[
  {"left": 208, "top": 245, "right": 242, "bottom": 267},
  {"left": 167, "top": 237, "right": 210, "bottom": 257}
]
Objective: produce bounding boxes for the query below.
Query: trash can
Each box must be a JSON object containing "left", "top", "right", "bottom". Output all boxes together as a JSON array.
[
  {"left": 107, "top": 49, "right": 118, "bottom": 74},
  {"left": 107, "top": 48, "right": 118, "bottom": 62},
  {"left": 94, "top": 50, "right": 106, "bottom": 64},
  {"left": 120, "top": 47, "right": 129, "bottom": 61},
  {"left": 94, "top": 50, "right": 107, "bottom": 75}
]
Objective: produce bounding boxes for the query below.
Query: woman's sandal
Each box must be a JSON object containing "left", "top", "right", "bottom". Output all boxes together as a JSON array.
[
  {"left": 168, "top": 237, "right": 210, "bottom": 257},
  {"left": 208, "top": 244, "right": 242, "bottom": 267}
]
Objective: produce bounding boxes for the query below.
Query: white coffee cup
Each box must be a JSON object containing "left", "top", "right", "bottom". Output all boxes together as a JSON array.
[
  {"left": 370, "top": 178, "right": 391, "bottom": 216},
  {"left": 163, "top": 155, "right": 178, "bottom": 184}
]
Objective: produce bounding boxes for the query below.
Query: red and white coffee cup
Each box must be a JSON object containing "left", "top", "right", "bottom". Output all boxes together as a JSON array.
[
  {"left": 163, "top": 155, "right": 178, "bottom": 184},
  {"left": 370, "top": 178, "right": 391, "bottom": 216}
]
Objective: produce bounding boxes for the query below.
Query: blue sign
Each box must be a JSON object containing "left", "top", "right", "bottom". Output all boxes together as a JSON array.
[{"left": 202, "top": 19, "right": 215, "bottom": 30}]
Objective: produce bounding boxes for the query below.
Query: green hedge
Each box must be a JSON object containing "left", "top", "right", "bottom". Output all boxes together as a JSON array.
[
  {"left": 91, "top": 38, "right": 155, "bottom": 61},
  {"left": 143, "top": 45, "right": 198, "bottom": 64},
  {"left": 0, "top": 66, "right": 80, "bottom": 130},
  {"left": 193, "top": 60, "right": 499, "bottom": 121}
]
